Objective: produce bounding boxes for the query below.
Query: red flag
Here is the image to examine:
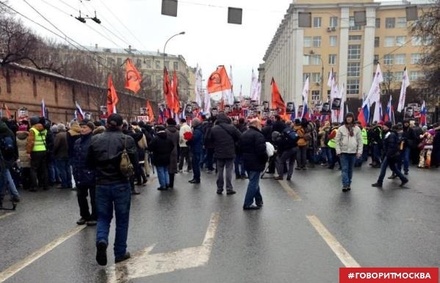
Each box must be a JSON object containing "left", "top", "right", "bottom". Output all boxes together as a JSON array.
[
  {"left": 107, "top": 74, "right": 119, "bottom": 115},
  {"left": 171, "top": 70, "right": 180, "bottom": 114},
  {"left": 163, "top": 67, "right": 174, "bottom": 110},
  {"left": 207, "top": 65, "right": 232, "bottom": 101},
  {"left": 146, "top": 100, "right": 155, "bottom": 122},
  {"left": 125, "top": 58, "right": 142, "bottom": 93},
  {"left": 271, "top": 78, "right": 287, "bottom": 119}
]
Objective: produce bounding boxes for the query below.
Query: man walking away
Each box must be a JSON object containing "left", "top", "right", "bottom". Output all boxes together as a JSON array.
[
  {"left": 87, "top": 114, "right": 137, "bottom": 266},
  {"left": 240, "top": 118, "right": 268, "bottom": 210}
]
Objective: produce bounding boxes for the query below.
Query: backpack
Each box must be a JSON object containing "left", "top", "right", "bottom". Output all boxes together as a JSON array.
[
  {"left": 0, "top": 136, "right": 15, "bottom": 160},
  {"left": 120, "top": 136, "right": 134, "bottom": 178},
  {"left": 283, "top": 128, "right": 298, "bottom": 146}
]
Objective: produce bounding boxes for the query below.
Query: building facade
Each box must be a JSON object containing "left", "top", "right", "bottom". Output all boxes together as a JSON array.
[{"left": 261, "top": 0, "right": 431, "bottom": 110}]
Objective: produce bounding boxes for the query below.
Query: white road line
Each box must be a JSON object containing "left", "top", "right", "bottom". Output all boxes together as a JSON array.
[
  {"left": 0, "top": 225, "right": 87, "bottom": 282},
  {"left": 278, "top": 180, "right": 302, "bottom": 201},
  {"left": 0, "top": 212, "right": 15, "bottom": 220},
  {"left": 306, "top": 215, "right": 360, "bottom": 267}
]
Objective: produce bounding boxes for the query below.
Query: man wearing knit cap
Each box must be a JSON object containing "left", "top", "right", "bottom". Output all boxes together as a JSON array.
[
  {"left": 72, "top": 119, "right": 97, "bottom": 226},
  {"left": 187, "top": 118, "right": 203, "bottom": 184},
  {"left": 335, "top": 112, "right": 363, "bottom": 192},
  {"left": 87, "top": 113, "right": 137, "bottom": 265},
  {"left": 372, "top": 121, "right": 409, "bottom": 188}
]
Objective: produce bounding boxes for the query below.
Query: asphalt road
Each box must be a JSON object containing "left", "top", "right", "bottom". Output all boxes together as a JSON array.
[{"left": 0, "top": 164, "right": 439, "bottom": 283}]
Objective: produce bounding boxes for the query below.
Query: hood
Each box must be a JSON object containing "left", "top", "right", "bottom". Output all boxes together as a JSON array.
[
  {"left": 16, "top": 131, "right": 30, "bottom": 140},
  {"left": 68, "top": 124, "right": 81, "bottom": 136},
  {"left": 157, "top": 131, "right": 168, "bottom": 139},
  {"left": 166, "top": 125, "right": 178, "bottom": 133},
  {"left": 216, "top": 113, "right": 230, "bottom": 124},
  {"left": 93, "top": 126, "right": 106, "bottom": 135}
]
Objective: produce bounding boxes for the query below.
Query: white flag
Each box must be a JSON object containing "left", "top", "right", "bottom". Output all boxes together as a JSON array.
[
  {"left": 301, "top": 77, "right": 309, "bottom": 119},
  {"left": 195, "top": 65, "right": 203, "bottom": 108},
  {"left": 338, "top": 84, "right": 346, "bottom": 123},
  {"left": 250, "top": 69, "right": 259, "bottom": 101},
  {"left": 397, "top": 67, "right": 410, "bottom": 112},
  {"left": 226, "top": 65, "right": 234, "bottom": 105},
  {"left": 363, "top": 64, "right": 384, "bottom": 108}
]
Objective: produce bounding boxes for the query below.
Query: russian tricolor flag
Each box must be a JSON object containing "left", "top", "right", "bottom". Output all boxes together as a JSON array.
[
  {"left": 383, "top": 95, "right": 394, "bottom": 124},
  {"left": 357, "top": 103, "right": 370, "bottom": 128},
  {"left": 75, "top": 101, "right": 85, "bottom": 121},
  {"left": 420, "top": 100, "right": 427, "bottom": 126},
  {"left": 41, "top": 99, "right": 47, "bottom": 118}
]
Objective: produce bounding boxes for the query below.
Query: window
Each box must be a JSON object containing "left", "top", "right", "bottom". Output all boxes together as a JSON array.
[
  {"left": 304, "top": 37, "right": 312, "bottom": 47},
  {"left": 303, "top": 55, "right": 311, "bottom": 65},
  {"left": 396, "top": 36, "right": 406, "bottom": 46},
  {"left": 349, "top": 16, "right": 361, "bottom": 31},
  {"left": 164, "top": 60, "right": 169, "bottom": 69},
  {"left": 330, "top": 17, "right": 338, "bottom": 27},
  {"left": 311, "top": 55, "right": 321, "bottom": 65},
  {"left": 385, "top": 17, "right": 395, "bottom": 28},
  {"left": 396, "top": 17, "right": 407, "bottom": 28},
  {"left": 117, "top": 57, "right": 122, "bottom": 65},
  {"left": 173, "top": 62, "right": 179, "bottom": 70},
  {"left": 374, "top": 37, "right": 380, "bottom": 48},
  {"left": 144, "top": 74, "right": 152, "bottom": 85},
  {"left": 313, "top": 17, "right": 322, "bottom": 28},
  {"left": 349, "top": 35, "right": 362, "bottom": 41},
  {"left": 313, "top": 36, "right": 321, "bottom": 47},
  {"left": 329, "top": 36, "right": 337, "bottom": 47},
  {"left": 412, "top": 36, "right": 422, "bottom": 46},
  {"left": 383, "top": 54, "right": 394, "bottom": 65},
  {"left": 409, "top": 71, "right": 424, "bottom": 81},
  {"left": 347, "top": 62, "right": 360, "bottom": 77},
  {"left": 107, "top": 57, "right": 115, "bottom": 66},
  {"left": 395, "top": 54, "right": 406, "bottom": 65},
  {"left": 374, "top": 54, "right": 379, "bottom": 64},
  {"left": 311, "top": 90, "right": 320, "bottom": 101},
  {"left": 348, "top": 45, "right": 361, "bottom": 60},
  {"left": 329, "top": 54, "right": 337, "bottom": 65},
  {"left": 136, "top": 59, "right": 142, "bottom": 67},
  {"left": 145, "top": 59, "right": 152, "bottom": 68},
  {"left": 384, "top": 36, "right": 394, "bottom": 47},
  {"left": 411, "top": 53, "right": 422, "bottom": 64},
  {"left": 375, "top": 18, "right": 381, "bottom": 28},
  {"left": 311, "top": 73, "right": 321, "bottom": 83},
  {"left": 383, "top": 71, "right": 394, "bottom": 82},
  {"left": 347, "top": 79, "right": 360, "bottom": 95},
  {"left": 394, "top": 71, "right": 403, "bottom": 81}
]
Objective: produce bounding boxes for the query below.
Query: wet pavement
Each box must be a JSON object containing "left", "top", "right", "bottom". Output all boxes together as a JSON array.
[{"left": 0, "top": 164, "right": 439, "bottom": 282}]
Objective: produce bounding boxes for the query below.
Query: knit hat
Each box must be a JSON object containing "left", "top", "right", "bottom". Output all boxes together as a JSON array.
[
  {"left": 384, "top": 121, "right": 392, "bottom": 129},
  {"left": 107, "top": 114, "right": 123, "bottom": 127},
  {"left": 30, "top": 116, "right": 40, "bottom": 126},
  {"left": 192, "top": 118, "right": 201, "bottom": 127},
  {"left": 79, "top": 119, "right": 95, "bottom": 131}
]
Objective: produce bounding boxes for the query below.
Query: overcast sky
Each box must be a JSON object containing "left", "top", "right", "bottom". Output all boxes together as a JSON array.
[
  {"left": 8, "top": 0, "right": 296, "bottom": 97},
  {"left": 8, "top": 0, "right": 395, "bottom": 97}
]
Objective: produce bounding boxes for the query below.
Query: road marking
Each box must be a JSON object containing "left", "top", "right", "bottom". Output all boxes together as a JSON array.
[
  {"left": 306, "top": 215, "right": 360, "bottom": 267},
  {"left": 278, "top": 180, "right": 302, "bottom": 201},
  {"left": 0, "top": 212, "right": 15, "bottom": 220},
  {"left": 106, "top": 212, "right": 220, "bottom": 282},
  {"left": 0, "top": 225, "right": 87, "bottom": 282}
]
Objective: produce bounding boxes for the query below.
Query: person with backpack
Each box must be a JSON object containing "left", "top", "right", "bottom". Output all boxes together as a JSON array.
[
  {"left": 293, "top": 119, "right": 308, "bottom": 170},
  {"left": 272, "top": 122, "right": 298, "bottom": 181},
  {"left": 0, "top": 120, "right": 20, "bottom": 206}
]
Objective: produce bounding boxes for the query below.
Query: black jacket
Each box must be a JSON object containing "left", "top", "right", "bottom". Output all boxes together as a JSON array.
[
  {"left": 87, "top": 129, "right": 138, "bottom": 185},
  {"left": 72, "top": 132, "right": 95, "bottom": 187},
  {"left": 149, "top": 131, "right": 174, "bottom": 166},
  {"left": 382, "top": 130, "right": 400, "bottom": 161},
  {"left": 239, "top": 126, "right": 268, "bottom": 172},
  {"left": 209, "top": 114, "right": 241, "bottom": 159}
]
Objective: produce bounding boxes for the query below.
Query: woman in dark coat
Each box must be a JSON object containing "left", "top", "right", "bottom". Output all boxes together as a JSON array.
[
  {"left": 149, "top": 125, "right": 174, "bottom": 190},
  {"left": 165, "top": 118, "right": 179, "bottom": 188}
]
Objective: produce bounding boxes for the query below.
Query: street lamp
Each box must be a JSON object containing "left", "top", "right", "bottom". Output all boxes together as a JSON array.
[
  {"left": 304, "top": 51, "right": 324, "bottom": 101},
  {"left": 163, "top": 31, "right": 185, "bottom": 70}
]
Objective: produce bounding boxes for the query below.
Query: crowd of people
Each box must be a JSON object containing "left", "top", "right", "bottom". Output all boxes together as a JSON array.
[{"left": 0, "top": 111, "right": 439, "bottom": 264}]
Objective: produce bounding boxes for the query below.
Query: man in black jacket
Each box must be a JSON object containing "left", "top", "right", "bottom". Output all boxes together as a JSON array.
[
  {"left": 372, "top": 121, "right": 408, "bottom": 188},
  {"left": 87, "top": 114, "right": 138, "bottom": 266},
  {"left": 239, "top": 118, "right": 268, "bottom": 210},
  {"left": 209, "top": 113, "right": 241, "bottom": 195}
]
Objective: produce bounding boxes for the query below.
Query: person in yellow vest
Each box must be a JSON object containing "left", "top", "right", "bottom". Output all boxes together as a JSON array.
[
  {"left": 26, "top": 116, "right": 49, "bottom": 192},
  {"left": 326, "top": 122, "right": 340, "bottom": 169},
  {"left": 354, "top": 121, "right": 369, "bottom": 167}
]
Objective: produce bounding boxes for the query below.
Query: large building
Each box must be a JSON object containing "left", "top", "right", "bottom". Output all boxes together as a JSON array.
[{"left": 261, "top": 0, "right": 431, "bottom": 111}]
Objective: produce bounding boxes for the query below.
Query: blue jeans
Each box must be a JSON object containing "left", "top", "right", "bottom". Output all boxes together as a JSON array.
[
  {"left": 55, "top": 158, "right": 72, "bottom": 188},
  {"left": 192, "top": 152, "right": 201, "bottom": 181},
  {"left": 156, "top": 166, "right": 169, "bottom": 188},
  {"left": 399, "top": 147, "right": 410, "bottom": 174},
  {"left": 95, "top": 182, "right": 131, "bottom": 259},
  {"left": 243, "top": 170, "right": 263, "bottom": 207},
  {"left": 377, "top": 156, "right": 408, "bottom": 184},
  {"left": 234, "top": 154, "right": 246, "bottom": 177},
  {"left": 339, "top": 153, "right": 356, "bottom": 188},
  {"left": 0, "top": 168, "right": 20, "bottom": 198}
]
